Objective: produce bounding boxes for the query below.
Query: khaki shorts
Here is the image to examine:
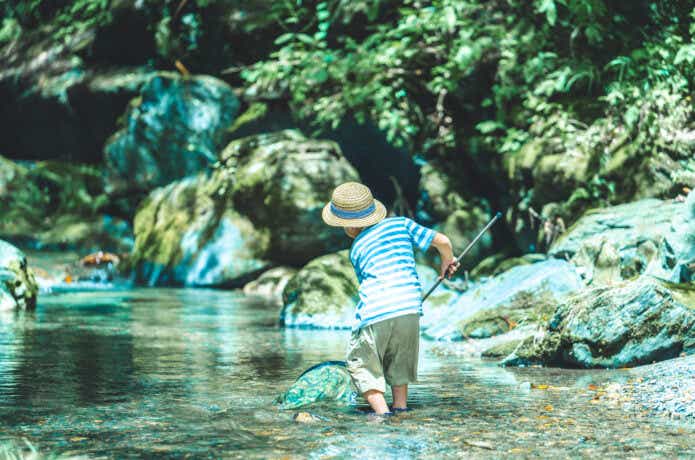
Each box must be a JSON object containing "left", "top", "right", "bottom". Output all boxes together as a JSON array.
[{"left": 346, "top": 314, "right": 420, "bottom": 394}]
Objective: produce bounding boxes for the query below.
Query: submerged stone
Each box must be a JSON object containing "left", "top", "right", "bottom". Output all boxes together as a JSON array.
[
  {"left": 503, "top": 279, "right": 695, "bottom": 368},
  {"left": 0, "top": 240, "right": 38, "bottom": 311},
  {"left": 277, "top": 361, "right": 356, "bottom": 410}
]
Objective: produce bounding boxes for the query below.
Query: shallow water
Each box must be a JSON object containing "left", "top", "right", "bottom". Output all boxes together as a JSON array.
[{"left": 0, "top": 288, "right": 693, "bottom": 458}]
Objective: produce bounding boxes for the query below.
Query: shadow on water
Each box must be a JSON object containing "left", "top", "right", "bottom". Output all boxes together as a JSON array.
[{"left": 0, "top": 287, "right": 693, "bottom": 458}]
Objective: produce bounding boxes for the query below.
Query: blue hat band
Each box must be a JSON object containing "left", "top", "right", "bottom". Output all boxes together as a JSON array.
[{"left": 330, "top": 202, "right": 376, "bottom": 219}]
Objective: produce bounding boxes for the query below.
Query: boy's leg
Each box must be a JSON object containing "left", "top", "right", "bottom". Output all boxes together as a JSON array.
[
  {"left": 391, "top": 384, "right": 408, "bottom": 409},
  {"left": 364, "top": 390, "right": 390, "bottom": 414},
  {"left": 383, "top": 314, "right": 419, "bottom": 410}
]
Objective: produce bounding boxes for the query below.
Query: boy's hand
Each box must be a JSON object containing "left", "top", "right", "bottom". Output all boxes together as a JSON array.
[{"left": 440, "top": 258, "right": 460, "bottom": 279}]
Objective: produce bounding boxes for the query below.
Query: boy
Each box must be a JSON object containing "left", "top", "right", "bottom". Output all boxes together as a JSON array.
[{"left": 322, "top": 181, "right": 459, "bottom": 415}]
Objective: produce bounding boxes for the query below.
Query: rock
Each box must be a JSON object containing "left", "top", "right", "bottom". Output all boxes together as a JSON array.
[
  {"left": 277, "top": 361, "right": 356, "bottom": 410},
  {"left": 293, "top": 412, "right": 322, "bottom": 424},
  {"left": 280, "top": 251, "right": 358, "bottom": 329},
  {"left": 223, "top": 130, "right": 360, "bottom": 265},
  {"left": 652, "top": 190, "right": 695, "bottom": 283},
  {"left": 243, "top": 267, "right": 298, "bottom": 305},
  {"left": 549, "top": 198, "right": 690, "bottom": 285},
  {"left": 470, "top": 253, "right": 548, "bottom": 279},
  {"left": 0, "top": 240, "right": 38, "bottom": 310},
  {"left": 131, "top": 174, "right": 269, "bottom": 287},
  {"left": 503, "top": 280, "right": 695, "bottom": 368},
  {"left": 104, "top": 72, "right": 239, "bottom": 212},
  {"left": 422, "top": 259, "right": 584, "bottom": 341}
]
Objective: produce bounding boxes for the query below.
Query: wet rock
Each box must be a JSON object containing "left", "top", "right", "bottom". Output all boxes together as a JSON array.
[
  {"left": 131, "top": 174, "right": 269, "bottom": 287},
  {"left": 293, "top": 412, "right": 323, "bottom": 424},
  {"left": 280, "top": 251, "right": 358, "bottom": 329},
  {"left": 422, "top": 259, "right": 584, "bottom": 341},
  {"left": 243, "top": 267, "right": 298, "bottom": 305},
  {"left": 503, "top": 280, "right": 695, "bottom": 368},
  {"left": 223, "top": 130, "right": 360, "bottom": 265},
  {"left": 0, "top": 240, "right": 38, "bottom": 310},
  {"left": 277, "top": 361, "right": 356, "bottom": 409},
  {"left": 104, "top": 72, "right": 239, "bottom": 212}
]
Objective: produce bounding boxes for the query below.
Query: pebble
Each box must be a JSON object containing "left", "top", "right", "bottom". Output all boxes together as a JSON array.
[{"left": 618, "top": 355, "right": 695, "bottom": 422}]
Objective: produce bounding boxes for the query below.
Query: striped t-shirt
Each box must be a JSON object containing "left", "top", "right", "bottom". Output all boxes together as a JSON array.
[{"left": 349, "top": 217, "right": 436, "bottom": 330}]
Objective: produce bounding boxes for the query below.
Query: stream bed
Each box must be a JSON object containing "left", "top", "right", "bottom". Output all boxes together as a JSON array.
[{"left": 1, "top": 287, "right": 693, "bottom": 458}]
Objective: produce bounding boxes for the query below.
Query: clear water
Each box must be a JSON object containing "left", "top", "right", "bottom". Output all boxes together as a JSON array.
[{"left": 1, "top": 287, "right": 693, "bottom": 459}]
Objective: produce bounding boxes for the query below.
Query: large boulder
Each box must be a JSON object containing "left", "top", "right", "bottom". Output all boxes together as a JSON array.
[
  {"left": 131, "top": 173, "right": 269, "bottom": 287},
  {"left": 503, "top": 280, "right": 695, "bottom": 368},
  {"left": 223, "top": 130, "right": 360, "bottom": 265},
  {"left": 280, "top": 251, "right": 358, "bottom": 329},
  {"left": 0, "top": 240, "right": 38, "bottom": 310},
  {"left": 549, "top": 198, "right": 689, "bottom": 285},
  {"left": 276, "top": 361, "right": 356, "bottom": 409},
  {"left": 104, "top": 72, "right": 239, "bottom": 213},
  {"left": 422, "top": 259, "right": 584, "bottom": 341}
]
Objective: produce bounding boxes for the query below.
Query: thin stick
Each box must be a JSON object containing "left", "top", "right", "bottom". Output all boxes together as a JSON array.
[{"left": 422, "top": 212, "right": 502, "bottom": 301}]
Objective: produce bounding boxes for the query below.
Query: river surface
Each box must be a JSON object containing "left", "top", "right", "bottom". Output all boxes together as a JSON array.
[{"left": 0, "top": 287, "right": 694, "bottom": 458}]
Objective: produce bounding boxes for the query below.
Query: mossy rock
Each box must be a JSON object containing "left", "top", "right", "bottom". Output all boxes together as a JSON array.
[
  {"left": 470, "top": 253, "right": 548, "bottom": 279},
  {"left": 481, "top": 339, "right": 523, "bottom": 359},
  {"left": 281, "top": 251, "right": 358, "bottom": 329},
  {"left": 503, "top": 279, "right": 695, "bottom": 368},
  {"left": 131, "top": 173, "right": 269, "bottom": 287},
  {"left": 457, "top": 287, "right": 557, "bottom": 339},
  {"left": 0, "top": 240, "right": 38, "bottom": 311},
  {"left": 221, "top": 130, "right": 360, "bottom": 265}
]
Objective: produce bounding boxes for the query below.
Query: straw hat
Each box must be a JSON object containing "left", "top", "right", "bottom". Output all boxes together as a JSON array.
[{"left": 322, "top": 182, "right": 387, "bottom": 227}]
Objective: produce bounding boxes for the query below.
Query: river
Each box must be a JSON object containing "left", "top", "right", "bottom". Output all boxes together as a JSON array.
[{"left": 0, "top": 286, "right": 693, "bottom": 458}]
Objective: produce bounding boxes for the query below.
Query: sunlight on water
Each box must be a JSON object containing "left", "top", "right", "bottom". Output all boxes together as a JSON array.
[{"left": 0, "top": 288, "right": 693, "bottom": 458}]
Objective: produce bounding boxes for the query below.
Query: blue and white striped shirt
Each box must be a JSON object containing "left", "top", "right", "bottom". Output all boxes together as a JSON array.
[{"left": 349, "top": 217, "right": 436, "bottom": 330}]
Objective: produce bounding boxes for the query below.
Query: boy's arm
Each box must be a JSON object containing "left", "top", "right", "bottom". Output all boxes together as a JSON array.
[{"left": 431, "top": 232, "right": 460, "bottom": 279}]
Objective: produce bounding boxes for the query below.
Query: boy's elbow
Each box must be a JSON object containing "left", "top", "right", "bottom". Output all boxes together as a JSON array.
[{"left": 432, "top": 232, "right": 451, "bottom": 248}]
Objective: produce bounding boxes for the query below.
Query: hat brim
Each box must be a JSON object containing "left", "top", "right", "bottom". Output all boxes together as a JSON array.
[{"left": 322, "top": 200, "right": 387, "bottom": 227}]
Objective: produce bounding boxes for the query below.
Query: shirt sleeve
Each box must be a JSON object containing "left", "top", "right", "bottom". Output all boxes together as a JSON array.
[{"left": 404, "top": 217, "right": 436, "bottom": 252}]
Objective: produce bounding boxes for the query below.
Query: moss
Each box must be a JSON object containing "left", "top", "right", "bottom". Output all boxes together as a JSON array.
[
  {"left": 481, "top": 339, "right": 522, "bottom": 358},
  {"left": 283, "top": 251, "right": 358, "bottom": 316},
  {"left": 458, "top": 287, "right": 557, "bottom": 339}
]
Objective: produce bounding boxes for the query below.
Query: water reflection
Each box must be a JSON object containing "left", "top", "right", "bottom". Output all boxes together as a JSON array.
[{"left": 0, "top": 287, "right": 692, "bottom": 458}]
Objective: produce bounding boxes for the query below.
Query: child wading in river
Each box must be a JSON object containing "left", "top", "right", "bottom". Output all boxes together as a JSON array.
[{"left": 322, "top": 182, "right": 460, "bottom": 415}]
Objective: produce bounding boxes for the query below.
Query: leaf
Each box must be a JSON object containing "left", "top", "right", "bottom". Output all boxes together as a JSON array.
[
  {"left": 543, "top": 404, "right": 554, "bottom": 411},
  {"left": 536, "top": 0, "right": 557, "bottom": 26},
  {"left": 274, "top": 33, "right": 295, "bottom": 45},
  {"left": 531, "top": 384, "right": 549, "bottom": 390}
]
